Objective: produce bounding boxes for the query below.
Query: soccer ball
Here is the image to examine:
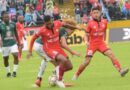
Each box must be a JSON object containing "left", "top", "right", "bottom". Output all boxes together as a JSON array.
[{"left": 48, "top": 75, "right": 57, "bottom": 86}]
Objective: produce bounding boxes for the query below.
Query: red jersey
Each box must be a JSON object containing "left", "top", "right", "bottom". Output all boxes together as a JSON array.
[
  {"left": 16, "top": 22, "right": 24, "bottom": 43},
  {"left": 29, "top": 20, "right": 63, "bottom": 53},
  {"left": 86, "top": 19, "right": 107, "bottom": 44}
]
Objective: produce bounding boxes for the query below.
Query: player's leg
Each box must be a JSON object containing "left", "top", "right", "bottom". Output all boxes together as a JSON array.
[
  {"left": 72, "top": 56, "right": 92, "bottom": 80},
  {"left": 35, "top": 60, "right": 47, "bottom": 87},
  {"left": 104, "top": 49, "right": 129, "bottom": 77},
  {"left": 55, "top": 54, "right": 73, "bottom": 88},
  {"left": 18, "top": 36, "right": 23, "bottom": 60},
  {"left": 34, "top": 42, "right": 51, "bottom": 87},
  {"left": 11, "top": 44, "right": 19, "bottom": 77},
  {"left": 56, "top": 54, "right": 73, "bottom": 81},
  {"left": 72, "top": 46, "right": 96, "bottom": 80},
  {"left": 2, "top": 47, "right": 11, "bottom": 77}
]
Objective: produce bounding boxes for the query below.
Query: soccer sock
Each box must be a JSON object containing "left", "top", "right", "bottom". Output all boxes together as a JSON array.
[
  {"left": 13, "top": 64, "right": 18, "bottom": 72},
  {"left": 76, "top": 64, "right": 86, "bottom": 76},
  {"left": 58, "top": 64, "right": 65, "bottom": 81},
  {"left": 112, "top": 59, "right": 122, "bottom": 72},
  {"left": 5, "top": 66, "right": 11, "bottom": 74},
  {"left": 55, "top": 65, "right": 60, "bottom": 79},
  {"left": 37, "top": 60, "right": 47, "bottom": 78}
]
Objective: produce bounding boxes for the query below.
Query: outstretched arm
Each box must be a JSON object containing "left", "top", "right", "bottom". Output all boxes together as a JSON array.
[
  {"left": 27, "top": 33, "right": 40, "bottom": 59},
  {"left": 83, "top": 32, "right": 89, "bottom": 47},
  {"left": 60, "top": 36, "right": 81, "bottom": 57}
]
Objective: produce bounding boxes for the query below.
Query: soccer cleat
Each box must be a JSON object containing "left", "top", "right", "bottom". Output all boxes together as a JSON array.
[
  {"left": 56, "top": 80, "right": 65, "bottom": 88},
  {"left": 64, "top": 83, "right": 74, "bottom": 87},
  {"left": 35, "top": 78, "right": 42, "bottom": 87},
  {"left": 7, "top": 72, "right": 11, "bottom": 77},
  {"left": 72, "top": 74, "right": 78, "bottom": 80},
  {"left": 12, "top": 72, "right": 17, "bottom": 77},
  {"left": 120, "top": 68, "right": 129, "bottom": 77}
]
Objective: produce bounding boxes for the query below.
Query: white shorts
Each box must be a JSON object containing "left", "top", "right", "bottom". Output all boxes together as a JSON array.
[
  {"left": 2, "top": 44, "right": 18, "bottom": 57},
  {"left": 34, "top": 42, "right": 51, "bottom": 61}
]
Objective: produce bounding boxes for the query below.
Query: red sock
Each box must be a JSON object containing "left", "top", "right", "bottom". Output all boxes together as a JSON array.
[
  {"left": 76, "top": 64, "right": 86, "bottom": 76},
  {"left": 112, "top": 59, "right": 122, "bottom": 72},
  {"left": 58, "top": 64, "right": 65, "bottom": 81}
]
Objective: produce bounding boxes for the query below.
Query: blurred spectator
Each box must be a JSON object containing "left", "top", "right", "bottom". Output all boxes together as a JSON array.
[
  {"left": 81, "top": 14, "right": 88, "bottom": 24},
  {"left": 124, "top": 0, "right": 130, "bottom": 17},
  {"left": 9, "top": 1, "right": 17, "bottom": 22},
  {"left": 53, "top": 3, "right": 61, "bottom": 20},
  {"left": 24, "top": 0, "right": 30, "bottom": 4},
  {"left": 59, "top": 0, "right": 64, "bottom": 5},
  {"left": 0, "top": 0, "right": 8, "bottom": 17},
  {"left": 24, "top": 9, "right": 33, "bottom": 26},
  {"left": 75, "top": 5, "right": 81, "bottom": 23},
  {"left": 35, "top": 0, "right": 43, "bottom": 14},
  {"left": 73, "top": 0, "right": 80, "bottom": 6},
  {"left": 44, "top": 0, "right": 54, "bottom": 17}
]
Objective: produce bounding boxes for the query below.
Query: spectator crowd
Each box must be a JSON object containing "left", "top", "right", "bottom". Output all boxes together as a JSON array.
[
  {"left": 74, "top": 0, "right": 130, "bottom": 23},
  {"left": 0, "top": 0, "right": 61, "bottom": 27},
  {"left": 0, "top": 0, "right": 130, "bottom": 26}
]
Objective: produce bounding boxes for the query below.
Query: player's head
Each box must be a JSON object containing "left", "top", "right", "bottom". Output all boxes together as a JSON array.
[
  {"left": 1, "top": 11, "right": 9, "bottom": 23},
  {"left": 17, "top": 15, "right": 24, "bottom": 23},
  {"left": 91, "top": 6, "right": 102, "bottom": 21},
  {"left": 44, "top": 15, "right": 54, "bottom": 30}
]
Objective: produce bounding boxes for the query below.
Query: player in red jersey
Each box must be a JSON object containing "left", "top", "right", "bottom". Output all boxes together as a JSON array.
[
  {"left": 16, "top": 15, "right": 25, "bottom": 60},
  {"left": 27, "top": 15, "right": 81, "bottom": 88},
  {"left": 72, "top": 6, "right": 129, "bottom": 80}
]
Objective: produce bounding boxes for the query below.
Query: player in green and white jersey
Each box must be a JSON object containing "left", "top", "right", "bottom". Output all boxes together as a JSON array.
[{"left": 0, "top": 11, "right": 21, "bottom": 77}]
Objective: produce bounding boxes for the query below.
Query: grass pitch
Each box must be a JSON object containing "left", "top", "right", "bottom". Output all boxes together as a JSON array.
[{"left": 0, "top": 42, "right": 130, "bottom": 90}]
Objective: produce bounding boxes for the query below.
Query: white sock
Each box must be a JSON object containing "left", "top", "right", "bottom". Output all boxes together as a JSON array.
[
  {"left": 55, "top": 65, "right": 60, "bottom": 79},
  {"left": 13, "top": 65, "right": 18, "bottom": 72},
  {"left": 37, "top": 60, "right": 47, "bottom": 78},
  {"left": 5, "top": 66, "right": 10, "bottom": 74}
]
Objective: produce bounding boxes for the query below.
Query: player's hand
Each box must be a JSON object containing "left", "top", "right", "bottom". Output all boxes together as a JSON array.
[
  {"left": 72, "top": 51, "right": 81, "bottom": 57},
  {"left": 26, "top": 52, "right": 32, "bottom": 59},
  {"left": 24, "top": 36, "right": 26, "bottom": 40},
  {"left": 18, "top": 44, "right": 24, "bottom": 49},
  {"left": 85, "top": 41, "right": 89, "bottom": 47}
]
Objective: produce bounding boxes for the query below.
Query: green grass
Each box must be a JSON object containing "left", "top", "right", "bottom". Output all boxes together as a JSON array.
[{"left": 0, "top": 42, "right": 130, "bottom": 90}]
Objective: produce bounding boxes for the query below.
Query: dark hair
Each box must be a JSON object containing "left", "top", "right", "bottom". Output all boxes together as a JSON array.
[
  {"left": 1, "top": 11, "right": 8, "bottom": 17},
  {"left": 91, "top": 5, "right": 101, "bottom": 11},
  {"left": 44, "top": 15, "right": 51, "bottom": 22}
]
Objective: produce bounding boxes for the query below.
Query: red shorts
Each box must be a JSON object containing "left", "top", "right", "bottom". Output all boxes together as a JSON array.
[
  {"left": 86, "top": 42, "right": 109, "bottom": 57},
  {"left": 43, "top": 47, "right": 67, "bottom": 60}
]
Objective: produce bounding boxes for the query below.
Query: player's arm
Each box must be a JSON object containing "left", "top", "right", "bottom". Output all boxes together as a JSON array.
[
  {"left": 60, "top": 36, "right": 81, "bottom": 57},
  {"left": 83, "top": 32, "right": 89, "bottom": 47},
  {"left": 27, "top": 32, "right": 40, "bottom": 59},
  {"left": 14, "top": 23, "right": 21, "bottom": 48},
  {"left": 84, "top": 23, "right": 90, "bottom": 46},
  {"left": 63, "top": 23, "right": 83, "bottom": 31},
  {"left": 59, "top": 28, "right": 80, "bottom": 56}
]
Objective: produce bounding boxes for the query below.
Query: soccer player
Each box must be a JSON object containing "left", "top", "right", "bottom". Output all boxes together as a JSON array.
[
  {"left": 16, "top": 15, "right": 25, "bottom": 60},
  {"left": 33, "top": 37, "right": 52, "bottom": 87},
  {"left": 27, "top": 15, "right": 81, "bottom": 88},
  {"left": 0, "top": 11, "right": 21, "bottom": 77},
  {"left": 34, "top": 23, "right": 81, "bottom": 87},
  {"left": 72, "top": 6, "right": 129, "bottom": 80}
]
